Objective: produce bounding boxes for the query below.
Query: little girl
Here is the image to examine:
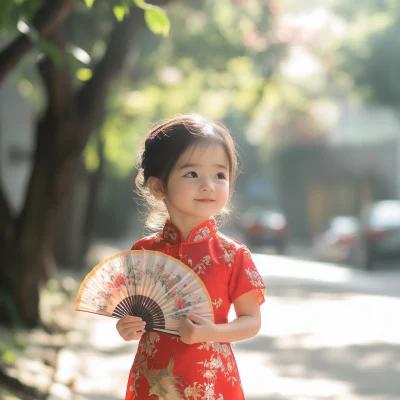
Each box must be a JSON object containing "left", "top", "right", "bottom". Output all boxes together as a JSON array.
[{"left": 116, "top": 114, "right": 266, "bottom": 400}]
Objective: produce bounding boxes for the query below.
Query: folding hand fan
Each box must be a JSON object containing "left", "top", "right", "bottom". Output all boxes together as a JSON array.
[{"left": 75, "top": 250, "right": 214, "bottom": 336}]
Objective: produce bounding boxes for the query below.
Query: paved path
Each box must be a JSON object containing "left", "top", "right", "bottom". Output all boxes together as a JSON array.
[{"left": 49, "top": 248, "right": 400, "bottom": 400}]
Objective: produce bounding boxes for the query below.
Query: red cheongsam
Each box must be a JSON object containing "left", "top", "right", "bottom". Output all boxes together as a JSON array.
[{"left": 125, "top": 218, "right": 266, "bottom": 400}]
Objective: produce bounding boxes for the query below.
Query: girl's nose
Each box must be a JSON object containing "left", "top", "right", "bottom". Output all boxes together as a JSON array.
[{"left": 201, "top": 179, "right": 214, "bottom": 191}]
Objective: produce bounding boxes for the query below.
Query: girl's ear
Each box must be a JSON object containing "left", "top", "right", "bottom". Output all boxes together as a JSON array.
[{"left": 147, "top": 177, "right": 165, "bottom": 200}]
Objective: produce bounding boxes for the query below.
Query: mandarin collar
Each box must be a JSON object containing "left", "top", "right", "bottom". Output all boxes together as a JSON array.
[{"left": 162, "top": 218, "right": 218, "bottom": 244}]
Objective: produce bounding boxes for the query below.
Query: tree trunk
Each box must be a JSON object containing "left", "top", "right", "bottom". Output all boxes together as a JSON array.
[
  {"left": 13, "top": 116, "right": 81, "bottom": 326},
  {"left": 54, "top": 161, "right": 88, "bottom": 268},
  {"left": 54, "top": 123, "right": 106, "bottom": 269},
  {"left": 7, "top": 8, "right": 147, "bottom": 327},
  {"left": 1, "top": 0, "right": 174, "bottom": 327},
  {"left": 78, "top": 129, "right": 106, "bottom": 266}
]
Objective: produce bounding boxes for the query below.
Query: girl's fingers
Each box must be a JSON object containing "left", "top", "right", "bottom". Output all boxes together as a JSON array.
[
  {"left": 122, "top": 320, "right": 146, "bottom": 326},
  {"left": 120, "top": 324, "right": 146, "bottom": 332},
  {"left": 118, "top": 319, "right": 146, "bottom": 328},
  {"left": 121, "top": 316, "right": 143, "bottom": 322},
  {"left": 121, "top": 325, "right": 145, "bottom": 335},
  {"left": 120, "top": 328, "right": 144, "bottom": 340},
  {"left": 116, "top": 316, "right": 146, "bottom": 341},
  {"left": 126, "top": 330, "right": 144, "bottom": 340}
]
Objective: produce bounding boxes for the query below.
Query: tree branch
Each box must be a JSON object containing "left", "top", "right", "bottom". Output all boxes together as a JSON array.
[
  {"left": 77, "top": 0, "right": 174, "bottom": 134},
  {"left": 37, "top": 29, "right": 73, "bottom": 121},
  {"left": 76, "top": 8, "right": 145, "bottom": 133},
  {"left": 0, "top": 0, "right": 75, "bottom": 85}
]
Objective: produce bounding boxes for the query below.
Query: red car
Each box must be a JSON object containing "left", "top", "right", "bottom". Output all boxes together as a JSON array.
[{"left": 240, "top": 208, "right": 288, "bottom": 254}]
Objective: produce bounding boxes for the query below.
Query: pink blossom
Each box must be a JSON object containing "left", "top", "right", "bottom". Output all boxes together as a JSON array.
[{"left": 175, "top": 298, "right": 186, "bottom": 309}]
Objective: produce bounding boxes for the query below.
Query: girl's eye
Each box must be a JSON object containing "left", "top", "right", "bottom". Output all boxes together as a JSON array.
[
  {"left": 184, "top": 171, "right": 198, "bottom": 178},
  {"left": 216, "top": 172, "right": 227, "bottom": 180}
]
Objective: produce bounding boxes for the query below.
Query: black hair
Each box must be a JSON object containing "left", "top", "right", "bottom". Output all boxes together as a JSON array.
[{"left": 135, "top": 113, "right": 238, "bottom": 230}]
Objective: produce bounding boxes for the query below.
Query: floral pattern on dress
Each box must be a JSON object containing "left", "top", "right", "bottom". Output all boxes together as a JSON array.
[
  {"left": 194, "top": 226, "right": 211, "bottom": 242},
  {"left": 153, "top": 232, "right": 164, "bottom": 243},
  {"left": 132, "top": 333, "right": 185, "bottom": 399},
  {"left": 212, "top": 298, "right": 222, "bottom": 309},
  {"left": 245, "top": 268, "right": 265, "bottom": 288},
  {"left": 124, "top": 218, "right": 266, "bottom": 400},
  {"left": 130, "top": 337, "right": 239, "bottom": 400},
  {"left": 162, "top": 219, "right": 217, "bottom": 245},
  {"left": 194, "top": 255, "right": 211, "bottom": 275},
  {"left": 181, "top": 341, "right": 239, "bottom": 399},
  {"left": 217, "top": 235, "right": 236, "bottom": 267},
  {"left": 164, "top": 226, "right": 179, "bottom": 242}
]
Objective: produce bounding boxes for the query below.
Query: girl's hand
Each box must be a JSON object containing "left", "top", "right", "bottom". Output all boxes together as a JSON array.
[
  {"left": 179, "top": 314, "right": 216, "bottom": 344},
  {"left": 116, "top": 316, "right": 146, "bottom": 341}
]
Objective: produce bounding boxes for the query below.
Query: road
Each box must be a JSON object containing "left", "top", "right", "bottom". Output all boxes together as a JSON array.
[
  {"left": 54, "top": 245, "right": 400, "bottom": 400},
  {"left": 236, "top": 252, "right": 400, "bottom": 400}
]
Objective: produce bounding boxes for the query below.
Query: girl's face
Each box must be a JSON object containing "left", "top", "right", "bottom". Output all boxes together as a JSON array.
[{"left": 163, "top": 142, "right": 230, "bottom": 226}]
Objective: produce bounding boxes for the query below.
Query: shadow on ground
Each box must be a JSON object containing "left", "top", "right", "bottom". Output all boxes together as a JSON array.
[{"left": 235, "top": 283, "right": 400, "bottom": 400}]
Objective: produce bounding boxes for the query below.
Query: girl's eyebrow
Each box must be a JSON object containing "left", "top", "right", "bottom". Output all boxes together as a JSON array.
[{"left": 179, "top": 163, "right": 228, "bottom": 170}]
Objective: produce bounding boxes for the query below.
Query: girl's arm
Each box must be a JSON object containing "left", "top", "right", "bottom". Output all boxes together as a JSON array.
[
  {"left": 179, "top": 291, "right": 261, "bottom": 344},
  {"left": 213, "top": 291, "right": 261, "bottom": 342}
]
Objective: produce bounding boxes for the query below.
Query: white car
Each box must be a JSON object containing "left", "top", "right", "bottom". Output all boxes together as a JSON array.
[{"left": 313, "top": 216, "right": 359, "bottom": 264}]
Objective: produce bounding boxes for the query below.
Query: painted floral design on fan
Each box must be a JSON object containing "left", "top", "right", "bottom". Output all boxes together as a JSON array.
[
  {"left": 108, "top": 274, "right": 126, "bottom": 288},
  {"left": 75, "top": 250, "right": 214, "bottom": 337}
]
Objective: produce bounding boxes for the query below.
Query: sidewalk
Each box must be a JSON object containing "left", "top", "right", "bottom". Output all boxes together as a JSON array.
[
  {"left": 48, "top": 241, "right": 139, "bottom": 400},
  {"left": 47, "top": 307, "right": 269, "bottom": 400},
  {"left": 48, "top": 311, "right": 137, "bottom": 400},
  {"left": 47, "top": 241, "right": 400, "bottom": 400}
]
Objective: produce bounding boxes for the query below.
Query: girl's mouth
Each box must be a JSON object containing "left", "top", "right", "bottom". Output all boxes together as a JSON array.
[{"left": 195, "top": 199, "right": 215, "bottom": 203}]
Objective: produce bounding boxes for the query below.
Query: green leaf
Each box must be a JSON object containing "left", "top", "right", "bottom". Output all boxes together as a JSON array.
[
  {"left": 144, "top": 6, "right": 170, "bottom": 37},
  {"left": 3, "top": 350, "right": 16, "bottom": 365},
  {"left": 84, "top": 0, "right": 95, "bottom": 8},
  {"left": 113, "top": 5, "right": 127, "bottom": 22},
  {"left": 76, "top": 68, "right": 93, "bottom": 81},
  {"left": 0, "top": 0, "right": 14, "bottom": 31},
  {"left": 132, "top": 0, "right": 145, "bottom": 7}
]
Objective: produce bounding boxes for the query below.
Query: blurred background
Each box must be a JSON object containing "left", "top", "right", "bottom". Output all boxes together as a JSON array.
[{"left": 1, "top": 0, "right": 400, "bottom": 399}]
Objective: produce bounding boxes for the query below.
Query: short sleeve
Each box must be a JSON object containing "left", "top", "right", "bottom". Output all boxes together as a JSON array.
[
  {"left": 130, "top": 232, "right": 162, "bottom": 251},
  {"left": 131, "top": 241, "right": 141, "bottom": 250},
  {"left": 228, "top": 247, "right": 266, "bottom": 305},
  {"left": 131, "top": 237, "right": 152, "bottom": 250}
]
